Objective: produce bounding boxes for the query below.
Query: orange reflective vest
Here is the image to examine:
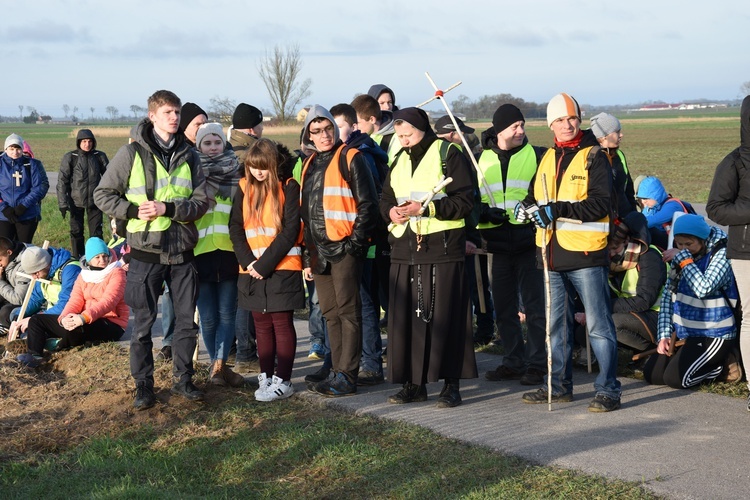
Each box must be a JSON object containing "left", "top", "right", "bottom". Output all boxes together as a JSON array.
[
  {"left": 301, "top": 144, "right": 359, "bottom": 241},
  {"left": 239, "top": 177, "right": 302, "bottom": 272}
]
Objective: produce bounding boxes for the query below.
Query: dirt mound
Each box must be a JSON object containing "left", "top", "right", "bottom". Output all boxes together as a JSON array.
[{"left": 0, "top": 340, "right": 248, "bottom": 463}]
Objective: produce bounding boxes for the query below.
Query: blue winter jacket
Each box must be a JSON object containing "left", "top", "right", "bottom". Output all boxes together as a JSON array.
[
  {"left": 0, "top": 153, "right": 50, "bottom": 222},
  {"left": 637, "top": 176, "right": 691, "bottom": 230}
]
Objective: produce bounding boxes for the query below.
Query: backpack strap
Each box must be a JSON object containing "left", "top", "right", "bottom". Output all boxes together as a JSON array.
[
  {"left": 337, "top": 145, "right": 359, "bottom": 184},
  {"left": 585, "top": 145, "right": 601, "bottom": 170}
]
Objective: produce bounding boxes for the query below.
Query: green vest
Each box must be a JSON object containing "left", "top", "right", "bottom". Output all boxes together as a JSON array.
[
  {"left": 292, "top": 157, "right": 303, "bottom": 183},
  {"left": 194, "top": 194, "right": 233, "bottom": 256},
  {"left": 41, "top": 260, "right": 81, "bottom": 307},
  {"left": 389, "top": 141, "right": 464, "bottom": 238},
  {"left": 125, "top": 151, "right": 194, "bottom": 234},
  {"left": 476, "top": 143, "right": 537, "bottom": 228},
  {"left": 372, "top": 133, "right": 401, "bottom": 166},
  {"left": 609, "top": 245, "right": 663, "bottom": 312},
  {"left": 616, "top": 149, "right": 629, "bottom": 175}
]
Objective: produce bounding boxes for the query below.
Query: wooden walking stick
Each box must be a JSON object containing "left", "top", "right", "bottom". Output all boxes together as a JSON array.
[{"left": 540, "top": 175, "right": 553, "bottom": 411}]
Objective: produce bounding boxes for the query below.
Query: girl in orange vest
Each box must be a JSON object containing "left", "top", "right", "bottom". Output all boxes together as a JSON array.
[{"left": 229, "top": 138, "right": 305, "bottom": 402}]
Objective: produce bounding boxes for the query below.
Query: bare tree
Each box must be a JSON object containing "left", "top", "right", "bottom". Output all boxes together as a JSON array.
[
  {"left": 130, "top": 104, "right": 144, "bottom": 120},
  {"left": 62, "top": 104, "right": 70, "bottom": 118},
  {"left": 18, "top": 105, "right": 23, "bottom": 120},
  {"left": 208, "top": 96, "right": 237, "bottom": 125},
  {"left": 73, "top": 106, "right": 79, "bottom": 117},
  {"left": 742, "top": 81, "right": 750, "bottom": 96},
  {"left": 105, "top": 106, "right": 119, "bottom": 121},
  {"left": 90, "top": 107, "right": 95, "bottom": 119},
  {"left": 257, "top": 43, "right": 312, "bottom": 123}
]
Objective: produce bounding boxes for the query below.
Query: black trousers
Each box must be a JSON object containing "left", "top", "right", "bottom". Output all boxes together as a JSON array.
[
  {"left": 26, "top": 313, "right": 124, "bottom": 355},
  {"left": 0, "top": 218, "right": 39, "bottom": 243},
  {"left": 69, "top": 205, "right": 104, "bottom": 259},
  {"left": 126, "top": 258, "right": 199, "bottom": 389}
]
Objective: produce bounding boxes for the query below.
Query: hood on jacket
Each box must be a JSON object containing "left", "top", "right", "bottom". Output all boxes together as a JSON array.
[
  {"left": 740, "top": 95, "right": 750, "bottom": 173},
  {"left": 49, "top": 247, "right": 74, "bottom": 276},
  {"left": 377, "top": 110, "right": 395, "bottom": 136},
  {"left": 302, "top": 105, "right": 340, "bottom": 153},
  {"left": 76, "top": 128, "right": 97, "bottom": 151},
  {"left": 275, "top": 142, "right": 297, "bottom": 182},
  {"left": 706, "top": 225, "right": 728, "bottom": 255},
  {"left": 619, "top": 210, "right": 651, "bottom": 250},
  {"left": 367, "top": 84, "right": 395, "bottom": 105},
  {"left": 130, "top": 117, "right": 188, "bottom": 156},
  {"left": 636, "top": 176, "right": 668, "bottom": 205}
]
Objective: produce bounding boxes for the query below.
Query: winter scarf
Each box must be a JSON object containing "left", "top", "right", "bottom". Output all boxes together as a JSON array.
[{"left": 198, "top": 150, "right": 241, "bottom": 201}]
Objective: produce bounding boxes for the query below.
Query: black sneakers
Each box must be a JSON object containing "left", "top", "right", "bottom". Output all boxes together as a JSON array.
[
  {"left": 521, "top": 388, "right": 573, "bottom": 404},
  {"left": 314, "top": 372, "right": 357, "bottom": 397},
  {"left": 588, "top": 394, "right": 621, "bottom": 413},
  {"left": 304, "top": 366, "right": 331, "bottom": 384},
  {"left": 485, "top": 365, "right": 523, "bottom": 382},
  {"left": 357, "top": 370, "right": 385, "bottom": 386},
  {"left": 170, "top": 381, "right": 205, "bottom": 401},
  {"left": 156, "top": 345, "right": 172, "bottom": 362},
  {"left": 388, "top": 383, "right": 427, "bottom": 404},
  {"left": 133, "top": 383, "right": 156, "bottom": 410},
  {"left": 520, "top": 368, "right": 545, "bottom": 386}
]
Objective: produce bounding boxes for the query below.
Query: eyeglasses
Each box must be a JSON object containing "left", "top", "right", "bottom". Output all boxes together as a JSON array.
[{"left": 309, "top": 125, "right": 334, "bottom": 136}]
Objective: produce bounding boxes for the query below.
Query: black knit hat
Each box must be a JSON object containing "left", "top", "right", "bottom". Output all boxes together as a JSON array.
[
  {"left": 492, "top": 104, "right": 525, "bottom": 133},
  {"left": 179, "top": 102, "right": 207, "bottom": 130},
  {"left": 393, "top": 107, "right": 430, "bottom": 132},
  {"left": 232, "top": 103, "right": 263, "bottom": 129}
]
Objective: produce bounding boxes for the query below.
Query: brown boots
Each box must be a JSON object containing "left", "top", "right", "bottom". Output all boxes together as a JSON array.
[{"left": 210, "top": 360, "right": 246, "bottom": 387}]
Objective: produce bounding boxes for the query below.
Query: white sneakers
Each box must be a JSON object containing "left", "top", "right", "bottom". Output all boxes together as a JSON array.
[{"left": 255, "top": 374, "right": 294, "bottom": 402}]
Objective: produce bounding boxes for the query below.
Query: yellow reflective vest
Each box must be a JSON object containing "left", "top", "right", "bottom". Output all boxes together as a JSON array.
[
  {"left": 389, "top": 141, "right": 464, "bottom": 238},
  {"left": 609, "top": 245, "right": 664, "bottom": 312},
  {"left": 534, "top": 147, "right": 610, "bottom": 251},
  {"left": 476, "top": 143, "right": 537, "bottom": 228},
  {"left": 194, "top": 193, "right": 233, "bottom": 256}
]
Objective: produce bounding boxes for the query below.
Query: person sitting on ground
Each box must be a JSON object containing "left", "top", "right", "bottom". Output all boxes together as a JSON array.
[
  {"left": 635, "top": 176, "right": 695, "bottom": 250},
  {"left": 0, "top": 237, "right": 32, "bottom": 332},
  {"left": 643, "top": 215, "right": 738, "bottom": 389},
  {"left": 16, "top": 237, "right": 128, "bottom": 368},
  {"left": 8, "top": 245, "right": 82, "bottom": 338}
]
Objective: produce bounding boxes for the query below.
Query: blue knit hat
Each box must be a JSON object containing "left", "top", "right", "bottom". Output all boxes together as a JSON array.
[
  {"left": 672, "top": 214, "right": 710, "bottom": 240},
  {"left": 85, "top": 237, "right": 110, "bottom": 262}
]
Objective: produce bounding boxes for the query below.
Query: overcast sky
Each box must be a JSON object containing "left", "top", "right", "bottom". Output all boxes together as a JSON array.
[{"left": 3, "top": 0, "right": 748, "bottom": 119}]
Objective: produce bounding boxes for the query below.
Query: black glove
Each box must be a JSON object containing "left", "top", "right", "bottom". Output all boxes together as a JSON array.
[
  {"left": 60, "top": 208, "right": 67, "bottom": 220},
  {"left": 14, "top": 205, "right": 27, "bottom": 217},
  {"left": 2, "top": 207, "right": 17, "bottom": 223},
  {"left": 479, "top": 204, "right": 509, "bottom": 225}
]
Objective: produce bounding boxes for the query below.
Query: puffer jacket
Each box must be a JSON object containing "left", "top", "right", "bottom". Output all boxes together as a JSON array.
[
  {"left": 57, "top": 129, "right": 109, "bottom": 210},
  {"left": 0, "top": 242, "right": 31, "bottom": 305},
  {"left": 299, "top": 105, "right": 378, "bottom": 273},
  {"left": 707, "top": 95, "right": 750, "bottom": 260},
  {"left": 0, "top": 153, "right": 49, "bottom": 222},
  {"left": 93, "top": 119, "right": 208, "bottom": 265},
  {"left": 60, "top": 250, "right": 129, "bottom": 328}
]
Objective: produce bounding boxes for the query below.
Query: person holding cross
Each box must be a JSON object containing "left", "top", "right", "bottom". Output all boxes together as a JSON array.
[
  {"left": 380, "top": 107, "right": 477, "bottom": 408},
  {"left": 0, "top": 134, "right": 50, "bottom": 243}
]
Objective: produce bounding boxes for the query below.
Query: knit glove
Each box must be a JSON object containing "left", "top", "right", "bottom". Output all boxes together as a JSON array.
[
  {"left": 532, "top": 203, "right": 557, "bottom": 229},
  {"left": 478, "top": 203, "right": 509, "bottom": 225},
  {"left": 14, "top": 205, "right": 27, "bottom": 217},
  {"left": 514, "top": 201, "right": 537, "bottom": 224},
  {"left": 2, "top": 207, "right": 17, "bottom": 223}
]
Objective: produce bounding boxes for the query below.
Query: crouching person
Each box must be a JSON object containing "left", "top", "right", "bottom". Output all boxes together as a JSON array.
[
  {"left": 644, "top": 215, "right": 739, "bottom": 388},
  {"left": 17, "top": 238, "right": 128, "bottom": 368}
]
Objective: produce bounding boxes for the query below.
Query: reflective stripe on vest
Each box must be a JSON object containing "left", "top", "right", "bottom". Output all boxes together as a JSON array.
[
  {"left": 41, "top": 260, "right": 81, "bottom": 307},
  {"left": 476, "top": 143, "right": 537, "bottom": 228},
  {"left": 239, "top": 178, "right": 302, "bottom": 272},
  {"left": 534, "top": 146, "right": 610, "bottom": 251},
  {"left": 389, "top": 140, "right": 465, "bottom": 238},
  {"left": 301, "top": 144, "right": 359, "bottom": 242},
  {"left": 125, "top": 151, "right": 193, "bottom": 234},
  {"left": 194, "top": 195, "right": 233, "bottom": 256},
  {"left": 609, "top": 245, "right": 663, "bottom": 312}
]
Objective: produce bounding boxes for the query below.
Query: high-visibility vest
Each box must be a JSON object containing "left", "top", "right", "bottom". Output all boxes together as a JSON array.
[
  {"left": 194, "top": 193, "right": 233, "bottom": 256},
  {"left": 124, "top": 149, "right": 193, "bottom": 234},
  {"left": 239, "top": 177, "right": 302, "bottom": 272},
  {"left": 301, "top": 144, "right": 359, "bottom": 242},
  {"left": 41, "top": 260, "right": 81, "bottom": 307},
  {"left": 476, "top": 143, "right": 537, "bottom": 228},
  {"left": 389, "top": 140, "right": 465, "bottom": 238},
  {"left": 616, "top": 149, "right": 629, "bottom": 176},
  {"left": 534, "top": 147, "right": 610, "bottom": 251},
  {"left": 609, "top": 245, "right": 663, "bottom": 312}
]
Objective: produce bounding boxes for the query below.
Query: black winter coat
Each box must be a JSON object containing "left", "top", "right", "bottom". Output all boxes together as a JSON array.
[
  {"left": 57, "top": 129, "right": 108, "bottom": 209},
  {"left": 707, "top": 95, "right": 750, "bottom": 260},
  {"left": 229, "top": 179, "right": 305, "bottom": 313}
]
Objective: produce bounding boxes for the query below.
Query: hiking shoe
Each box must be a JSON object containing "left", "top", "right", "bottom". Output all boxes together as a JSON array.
[
  {"left": 388, "top": 383, "right": 427, "bottom": 404},
  {"left": 257, "top": 375, "right": 294, "bottom": 402},
  {"left": 308, "top": 343, "right": 325, "bottom": 360},
  {"left": 436, "top": 382, "right": 462, "bottom": 408},
  {"left": 315, "top": 372, "right": 356, "bottom": 397},
  {"left": 357, "top": 370, "right": 384, "bottom": 386},
  {"left": 255, "top": 373, "right": 272, "bottom": 400},
  {"left": 588, "top": 394, "right": 621, "bottom": 413},
  {"left": 170, "top": 381, "right": 205, "bottom": 402},
  {"left": 235, "top": 358, "right": 260, "bottom": 373},
  {"left": 16, "top": 352, "right": 42, "bottom": 368},
  {"left": 44, "top": 338, "right": 61, "bottom": 352},
  {"left": 522, "top": 388, "right": 573, "bottom": 404},
  {"left": 304, "top": 366, "right": 331, "bottom": 384},
  {"left": 133, "top": 383, "right": 156, "bottom": 411},
  {"left": 156, "top": 345, "right": 172, "bottom": 362},
  {"left": 520, "top": 368, "right": 545, "bottom": 386},
  {"left": 485, "top": 365, "right": 523, "bottom": 381}
]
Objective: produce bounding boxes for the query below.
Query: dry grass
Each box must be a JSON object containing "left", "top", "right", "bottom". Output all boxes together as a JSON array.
[{"left": 67, "top": 127, "right": 131, "bottom": 139}]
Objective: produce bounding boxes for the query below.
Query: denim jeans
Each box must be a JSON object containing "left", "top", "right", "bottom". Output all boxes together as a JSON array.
[
  {"left": 360, "top": 259, "right": 383, "bottom": 373},
  {"left": 234, "top": 308, "right": 257, "bottom": 362},
  {"left": 197, "top": 278, "right": 238, "bottom": 363},
  {"left": 305, "top": 278, "right": 327, "bottom": 346},
  {"left": 548, "top": 266, "right": 621, "bottom": 399},
  {"left": 466, "top": 253, "right": 495, "bottom": 341}
]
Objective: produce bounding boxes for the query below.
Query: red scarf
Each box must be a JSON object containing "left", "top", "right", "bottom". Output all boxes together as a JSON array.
[{"left": 554, "top": 130, "right": 584, "bottom": 149}]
